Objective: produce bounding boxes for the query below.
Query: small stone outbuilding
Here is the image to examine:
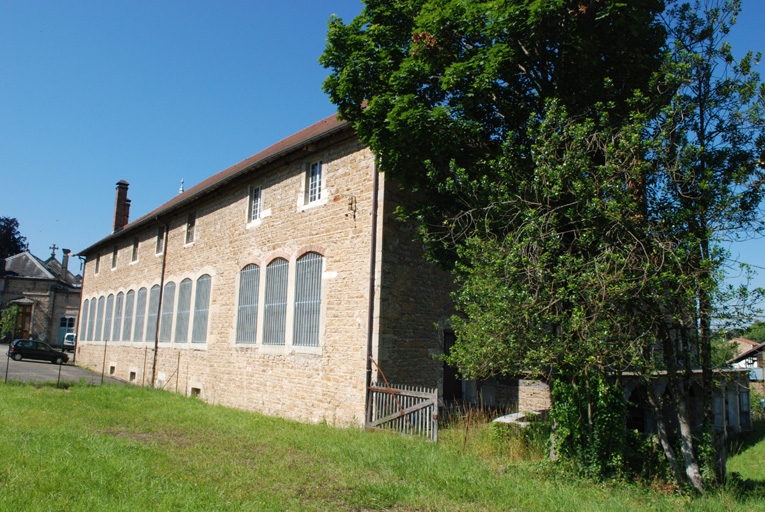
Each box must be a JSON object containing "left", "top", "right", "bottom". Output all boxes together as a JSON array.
[{"left": 1, "top": 250, "right": 81, "bottom": 345}]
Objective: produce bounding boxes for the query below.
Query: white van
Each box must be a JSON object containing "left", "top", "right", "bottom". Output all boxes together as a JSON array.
[{"left": 63, "top": 333, "right": 76, "bottom": 352}]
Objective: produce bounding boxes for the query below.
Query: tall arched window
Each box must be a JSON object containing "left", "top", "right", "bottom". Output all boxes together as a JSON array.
[
  {"left": 94, "top": 296, "right": 105, "bottom": 341},
  {"left": 80, "top": 299, "right": 89, "bottom": 340},
  {"left": 87, "top": 298, "right": 97, "bottom": 341},
  {"left": 145, "top": 285, "right": 161, "bottom": 341},
  {"left": 159, "top": 281, "right": 176, "bottom": 342},
  {"left": 122, "top": 290, "right": 135, "bottom": 341},
  {"left": 293, "top": 252, "right": 323, "bottom": 347},
  {"left": 174, "top": 279, "right": 192, "bottom": 343},
  {"left": 263, "top": 258, "right": 288, "bottom": 345},
  {"left": 192, "top": 274, "right": 211, "bottom": 343},
  {"left": 103, "top": 294, "right": 114, "bottom": 341},
  {"left": 133, "top": 287, "right": 148, "bottom": 342},
  {"left": 236, "top": 265, "right": 260, "bottom": 343},
  {"left": 112, "top": 292, "right": 124, "bottom": 341}
]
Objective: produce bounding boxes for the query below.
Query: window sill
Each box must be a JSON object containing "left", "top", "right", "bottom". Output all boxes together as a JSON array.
[{"left": 297, "top": 197, "right": 328, "bottom": 213}]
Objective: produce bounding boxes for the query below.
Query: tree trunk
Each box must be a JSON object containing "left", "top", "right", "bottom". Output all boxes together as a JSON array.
[
  {"left": 672, "top": 378, "right": 705, "bottom": 493},
  {"left": 646, "top": 382, "right": 685, "bottom": 487}
]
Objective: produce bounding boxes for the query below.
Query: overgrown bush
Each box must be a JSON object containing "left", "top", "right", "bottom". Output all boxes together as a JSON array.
[{"left": 550, "top": 373, "right": 627, "bottom": 478}]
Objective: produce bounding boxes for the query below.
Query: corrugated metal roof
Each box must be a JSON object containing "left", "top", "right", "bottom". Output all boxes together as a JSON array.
[{"left": 78, "top": 113, "right": 350, "bottom": 255}]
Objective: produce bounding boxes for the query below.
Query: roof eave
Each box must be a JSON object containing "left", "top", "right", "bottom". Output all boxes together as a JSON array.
[{"left": 77, "top": 115, "right": 352, "bottom": 256}]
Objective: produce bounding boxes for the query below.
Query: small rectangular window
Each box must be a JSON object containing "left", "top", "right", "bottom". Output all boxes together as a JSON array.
[
  {"left": 186, "top": 213, "right": 196, "bottom": 244},
  {"left": 94, "top": 255, "right": 100, "bottom": 275},
  {"left": 156, "top": 227, "right": 165, "bottom": 254},
  {"left": 111, "top": 246, "right": 118, "bottom": 269},
  {"left": 131, "top": 238, "right": 139, "bottom": 262},
  {"left": 249, "top": 186, "right": 262, "bottom": 222},
  {"left": 308, "top": 161, "right": 322, "bottom": 203}
]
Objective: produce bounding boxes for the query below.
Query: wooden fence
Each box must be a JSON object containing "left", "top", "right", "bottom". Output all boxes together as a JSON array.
[{"left": 366, "top": 381, "right": 438, "bottom": 442}]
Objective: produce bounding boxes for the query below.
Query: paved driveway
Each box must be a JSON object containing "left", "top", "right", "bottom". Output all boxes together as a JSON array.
[{"left": 2, "top": 348, "right": 123, "bottom": 386}]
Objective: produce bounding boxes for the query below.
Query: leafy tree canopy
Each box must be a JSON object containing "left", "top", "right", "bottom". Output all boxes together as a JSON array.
[
  {"left": 321, "top": 0, "right": 666, "bottom": 263},
  {"left": 0, "top": 217, "right": 28, "bottom": 259}
]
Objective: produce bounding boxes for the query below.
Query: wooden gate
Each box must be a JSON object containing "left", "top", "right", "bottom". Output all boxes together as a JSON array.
[{"left": 366, "top": 381, "right": 438, "bottom": 442}]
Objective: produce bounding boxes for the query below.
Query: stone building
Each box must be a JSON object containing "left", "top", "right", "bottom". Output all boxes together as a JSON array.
[
  {"left": 74, "top": 114, "right": 490, "bottom": 426},
  {"left": 0, "top": 249, "right": 81, "bottom": 345}
]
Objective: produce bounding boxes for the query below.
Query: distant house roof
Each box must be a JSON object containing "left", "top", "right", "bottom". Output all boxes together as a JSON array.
[
  {"left": 3, "top": 251, "right": 81, "bottom": 287},
  {"left": 4, "top": 252, "right": 56, "bottom": 279},
  {"left": 78, "top": 113, "right": 351, "bottom": 255},
  {"left": 732, "top": 337, "right": 760, "bottom": 348},
  {"left": 728, "top": 341, "right": 765, "bottom": 365}
]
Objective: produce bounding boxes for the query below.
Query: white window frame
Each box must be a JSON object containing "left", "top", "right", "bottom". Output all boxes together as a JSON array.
[
  {"left": 249, "top": 186, "right": 262, "bottom": 222},
  {"left": 131, "top": 238, "right": 139, "bottom": 263},
  {"left": 155, "top": 227, "right": 165, "bottom": 255},
  {"left": 298, "top": 160, "right": 328, "bottom": 211},
  {"left": 185, "top": 213, "right": 196, "bottom": 245}
]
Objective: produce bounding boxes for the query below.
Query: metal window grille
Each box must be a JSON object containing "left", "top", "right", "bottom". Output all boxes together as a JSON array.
[
  {"left": 103, "top": 294, "right": 114, "bottom": 341},
  {"left": 87, "top": 299, "right": 96, "bottom": 341},
  {"left": 133, "top": 288, "right": 147, "bottom": 342},
  {"left": 146, "top": 285, "right": 161, "bottom": 341},
  {"left": 95, "top": 296, "right": 105, "bottom": 341},
  {"left": 156, "top": 227, "right": 165, "bottom": 254},
  {"left": 308, "top": 161, "right": 322, "bottom": 202},
  {"left": 159, "top": 282, "right": 176, "bottom": 342},
  {"left": 112, "top": 292, "right": 124, "bottom": 341},
  {"left": 191, "top": 274, "right": 211, "bottom": 343},
  {"left": 263, "top": 258, "right": 288, "bottom": 345},
  {"left": 122, "top": 290, "right": 135, "bottom": 341},
  {"left": 80, "top": 299, "right": 89, "bottom": 339},
  {"left": 236, "top": 265, "right": 260, "bottom": 343},
  {"left": 174, "top": 279, "right": 192, "bottom": 343},
  {"left": 293, "top": 253, "right": 322, "bottom": 347},
  {"left": 186, "top": 213, "right": 196, "bottom": 244},
  {"left": 250, "top": 187, "right": 261, "bottom": 222}
]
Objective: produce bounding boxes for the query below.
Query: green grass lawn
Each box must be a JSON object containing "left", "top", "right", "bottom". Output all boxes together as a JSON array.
[{"left": 1, "top": 382, "right": 763, "bottom": 511}]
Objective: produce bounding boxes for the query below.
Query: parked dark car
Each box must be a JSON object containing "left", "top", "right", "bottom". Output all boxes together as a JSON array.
[{"left": 7, "top": 339, "right": 69, "bottom": 365}]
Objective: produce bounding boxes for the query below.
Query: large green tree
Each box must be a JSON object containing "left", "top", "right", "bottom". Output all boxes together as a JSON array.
[
  {"left": 641, "top": 0, "right": 765, "bottom": 489},
  {"left": 0, "top": 217, "right": 28, "bottom": 259},
  {"left": 321, "top": 0, "right": 666, "bottom": 261},
  {"left": 322, "top": 0, "right": 765, "bottom": 493}
]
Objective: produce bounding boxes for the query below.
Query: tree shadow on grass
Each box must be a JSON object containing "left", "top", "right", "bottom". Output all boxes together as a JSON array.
[{"left": 726, "top": 419, "right": 765, "bottom": 500}]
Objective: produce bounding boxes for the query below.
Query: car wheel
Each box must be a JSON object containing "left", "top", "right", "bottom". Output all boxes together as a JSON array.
[
  {"left": 53, "top": 357, "right": 64, "bottom": 365},
  {"left": 11, "top": 353, "right": 22, "bottom": 361}
]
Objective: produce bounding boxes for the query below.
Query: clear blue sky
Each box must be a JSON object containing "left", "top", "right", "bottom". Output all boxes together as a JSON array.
[{"left": 1, "top": 0, "right": 764, "bottom": 290}]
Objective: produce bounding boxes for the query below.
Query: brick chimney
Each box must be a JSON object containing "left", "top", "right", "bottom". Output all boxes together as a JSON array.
[
  {"left": 61, "top": 249, "right": 70, "bottom": 276},
  {"left": 113, "top": 180, "right": 131, "bottom": 232}
]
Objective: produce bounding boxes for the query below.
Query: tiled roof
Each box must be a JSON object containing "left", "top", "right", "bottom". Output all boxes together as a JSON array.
[{"left": 78, "top": 114, "right": 350, "bottom": 255}]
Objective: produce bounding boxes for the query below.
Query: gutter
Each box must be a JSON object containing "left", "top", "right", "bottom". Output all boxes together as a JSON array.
[
  {"left": 364, "top": 160, "right": 380, "bottom": 425},
  {"left": 150, "top": 219, "right": 169, "bottom": 387}
]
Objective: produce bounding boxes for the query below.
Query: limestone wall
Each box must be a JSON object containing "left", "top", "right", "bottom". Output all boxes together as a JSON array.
[{"left": 77, "top": 135, "right": 378, "bottom": 426}]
